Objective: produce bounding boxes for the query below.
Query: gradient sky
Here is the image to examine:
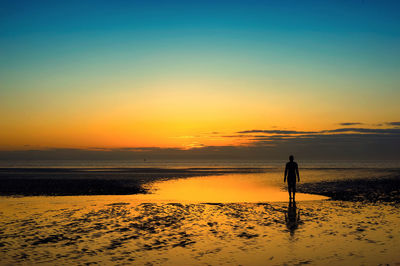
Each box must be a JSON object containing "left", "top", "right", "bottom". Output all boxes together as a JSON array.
[{"left": 1, "top": 0, "right": 399, "bottom": 153}]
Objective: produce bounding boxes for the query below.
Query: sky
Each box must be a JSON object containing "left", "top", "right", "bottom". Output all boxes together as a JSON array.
[{"left": 0, "top": 0, "right": 399, "bottom": 159}]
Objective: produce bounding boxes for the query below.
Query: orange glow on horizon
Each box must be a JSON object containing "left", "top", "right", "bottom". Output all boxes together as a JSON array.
[{"left": 1, "top": 79, "right": 399, "bottom": 150}]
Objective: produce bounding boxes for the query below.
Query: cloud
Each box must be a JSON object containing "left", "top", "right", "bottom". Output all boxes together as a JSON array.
[
  {"left": 1, "top": 129, "right": 399, "bottom": 160},
  {"left": 237, "top": 130, "right": 317, "bottom": 135},
  {"left": 1, "top": 126, "right": 400, "bottom": 161},
  {"left": 222, "top": 135, "right": 254, "bottom": 138},
  {"left": 238, "top": 127, "right": 400, "bottom": 136},
  {"left": 229, "top": 127, "right": 400, "bottom": 146},
  {"left": 338, "top": 122, "right": 363, "bottom": 126},
  {"left": 322, "top": 128, "right": 400, "bottom": 134},
  {"left": 386, "top": 121, "right": 400, "bottom": 126}
]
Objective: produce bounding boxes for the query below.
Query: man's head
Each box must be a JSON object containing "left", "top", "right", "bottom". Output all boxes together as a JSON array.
[{"left": 289, "top": 155, "right": 294, "bottom": 161}]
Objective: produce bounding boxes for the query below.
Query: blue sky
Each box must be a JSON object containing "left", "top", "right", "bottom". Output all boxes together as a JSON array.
[{"left": 0, "top": 0, "right": 399, "bottom": 156}]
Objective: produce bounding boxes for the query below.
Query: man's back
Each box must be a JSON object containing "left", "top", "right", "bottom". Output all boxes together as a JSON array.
[
  {"left": 284, "top": 155, "right": 300, "bottom": 200},
  {"left": 285, "top": 161, "right": 298, "bottom": 179}
]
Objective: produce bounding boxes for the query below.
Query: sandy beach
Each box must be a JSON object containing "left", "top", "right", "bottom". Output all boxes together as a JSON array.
[
  {"left": 0, "top": 166, "right": 400, "bottom": 265},
  {"left": 1, "top": 197, "right": 399, "bottom": 265}
]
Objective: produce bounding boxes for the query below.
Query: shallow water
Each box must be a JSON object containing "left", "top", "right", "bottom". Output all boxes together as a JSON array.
[{"left": 138, "top": 173, "right": 328, "bottom": 202}]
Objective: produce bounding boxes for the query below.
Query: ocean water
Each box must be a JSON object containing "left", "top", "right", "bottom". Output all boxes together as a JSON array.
[{"left": 1, "top": 159, "right": 400, "bottom": 169}]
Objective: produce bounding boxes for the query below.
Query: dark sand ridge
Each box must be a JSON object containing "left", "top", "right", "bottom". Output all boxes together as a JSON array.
[{"left": 297, "top": 175, "right": 400, "bottom": 204}]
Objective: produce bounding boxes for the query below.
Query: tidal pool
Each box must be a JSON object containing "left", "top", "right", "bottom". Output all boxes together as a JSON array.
[{"left": 137, "top": 173, "right": 328, "bottom": 202}]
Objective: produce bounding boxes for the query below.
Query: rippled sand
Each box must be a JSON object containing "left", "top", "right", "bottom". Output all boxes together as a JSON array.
[{"left": 1, "top": 196, "right": 399, "bottom": 265}]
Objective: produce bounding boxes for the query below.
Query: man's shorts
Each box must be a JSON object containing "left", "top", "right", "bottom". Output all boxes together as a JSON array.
[{"left": 287, "top": 177, "right": 296, "bottom": 187}]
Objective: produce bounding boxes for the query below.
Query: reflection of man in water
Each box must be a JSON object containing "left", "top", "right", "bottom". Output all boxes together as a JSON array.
[
  {"left": 285, "top": 200, "right": 300, "bottom": 236},
  {"left": 284, "top": 155, "right": 300, "bottom": 201}
]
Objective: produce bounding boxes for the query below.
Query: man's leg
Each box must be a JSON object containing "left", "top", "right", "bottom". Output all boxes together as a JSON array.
[
  {"left": 292, "top": 183, "right": 296, "bottom": 201},
  {"left": 288, "top": 185, "right": 292, "bottom": 199}
]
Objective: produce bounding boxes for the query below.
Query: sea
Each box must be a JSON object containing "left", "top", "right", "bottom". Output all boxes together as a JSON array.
[{"left": 1, "top": 159, "right": 400, "bottom": 169}]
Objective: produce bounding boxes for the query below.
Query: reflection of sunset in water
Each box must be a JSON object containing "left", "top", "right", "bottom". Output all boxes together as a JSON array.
[
  {"left": 139, "top": 174, "right": 328, "bottom": 203},
  {"left": 1, "top": 195, "right": 399, "bottom": 265}
]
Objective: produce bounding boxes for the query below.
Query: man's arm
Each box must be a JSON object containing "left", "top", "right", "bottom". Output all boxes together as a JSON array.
[
  {"left": 296, "top": 164, "right": 300, "bottom": 182},
  {"left": 284, "top": 164, "right": 287, "bottom": 183}
]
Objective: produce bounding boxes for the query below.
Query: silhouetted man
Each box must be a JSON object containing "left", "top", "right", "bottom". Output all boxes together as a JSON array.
[{"left": 284, "top": 155, "right": 300, "bottom": 201}]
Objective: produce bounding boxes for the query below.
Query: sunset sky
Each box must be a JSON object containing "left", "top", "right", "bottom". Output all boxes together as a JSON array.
[{"left": 1, "top": 1, "right": 399, "bottom": 158}]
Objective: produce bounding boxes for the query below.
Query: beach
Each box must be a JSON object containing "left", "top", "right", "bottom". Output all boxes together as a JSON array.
[
  {"left": 1, "top": 198, "right": 399, "bottom": 265},
  {"left": 1, "top": 163, "right": 400, "bottom": 265}
]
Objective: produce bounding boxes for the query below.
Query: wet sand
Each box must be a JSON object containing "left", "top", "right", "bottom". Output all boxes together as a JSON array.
[
  {"left": 0, "top": 197, "right": 399, "bottom": 265},
  {"left": 1, "top": 168, "right": 400, "bottom": 265},
  {"left": 298, "top": 175, "right": 400, "bottom": 203}
]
